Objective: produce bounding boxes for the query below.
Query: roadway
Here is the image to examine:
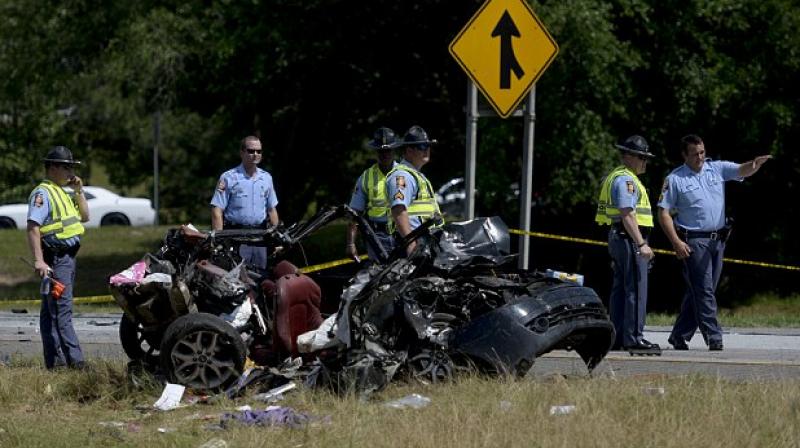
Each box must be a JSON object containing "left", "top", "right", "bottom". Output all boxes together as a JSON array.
[{"left": 2, "top": 312, "right": 799, "bottom": 380}]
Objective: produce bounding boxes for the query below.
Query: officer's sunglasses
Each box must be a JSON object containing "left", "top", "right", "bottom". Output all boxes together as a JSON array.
[
  {"left": 244, "top": 148, "right": 262, "bottom": 155},
  {"left": 414, "top": 144, "right": 431, "bottom": 151},
  {"left": 55, "top": 163, "right": 74, "bottom": 169}
]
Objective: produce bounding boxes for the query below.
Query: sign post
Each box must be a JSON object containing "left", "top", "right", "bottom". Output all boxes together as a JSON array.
[{"left": 449, "top": 0, "right": 558, "bottom": 269}]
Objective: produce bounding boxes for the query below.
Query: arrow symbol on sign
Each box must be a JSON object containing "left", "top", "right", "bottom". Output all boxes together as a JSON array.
[{"left": 492, "top": 10, "right": 524, "bottom": 89}]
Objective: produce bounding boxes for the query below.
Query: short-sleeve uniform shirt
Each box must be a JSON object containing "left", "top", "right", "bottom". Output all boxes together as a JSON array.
[
  {"left": 657, "top": 159, "right": 741, "bottom": 231},
  {"left": 27, "top": 186, "right": 81, "bottom": 248},
  {"left": 610, "top": 174, "right": 640, "bottom": 219},
  {"left": 385, "top": 160, "right": 426, "bottom": 231},
  {"left": 210, "top": 164, "right": 278, "bottom": 227}
]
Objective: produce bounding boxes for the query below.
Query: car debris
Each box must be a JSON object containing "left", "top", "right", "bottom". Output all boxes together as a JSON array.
[
  {"left": 110, "top": 205, "right": 615, "bottom": 395},
  {"left": 549, "top": 405, "right": 577, "bottom": 416},
  {"left": 383, "top": 393, "right": 431, "bottom": 410}
]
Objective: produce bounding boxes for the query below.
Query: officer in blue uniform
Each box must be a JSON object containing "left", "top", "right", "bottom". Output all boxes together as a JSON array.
[
  {"left": 385, "top": 125, "right": 442, "bottom": 256},
  {"left": 346, "top": 127, "right": 400, "bottom": 263},
  {"left": 27, "top": 146, "right": 89, "bottom": 369},
  {"left": 595, "top": 135, "right": 659, "bottom": 353},
  {"left": 659, "top": 134, "right": 771, "bottom": 351},
  {"left": 211, "top": 136, "right": 279, "bottom": 271}
]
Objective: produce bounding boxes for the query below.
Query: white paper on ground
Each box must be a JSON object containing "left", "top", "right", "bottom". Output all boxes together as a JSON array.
[{"left": 153, "top": 383, "right": 186, "bottom": 411}]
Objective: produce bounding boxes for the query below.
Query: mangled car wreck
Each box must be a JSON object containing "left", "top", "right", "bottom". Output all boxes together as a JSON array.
[{"left": 110, "top": 205, "right": 614, "bottom": 393}]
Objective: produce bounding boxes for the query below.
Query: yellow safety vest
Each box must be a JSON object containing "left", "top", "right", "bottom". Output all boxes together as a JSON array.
[
  {"left": 386, "top": 164, "right": 443, "bottom": 234},
  {"left": 34, "top": 180, "right": 85, "bottom": 239},
  {"left": 361, "top": 163, "right": 391, "bottom": 221},
  {"left": 595, "top": 165, "right": 653, "bottom": 227}
]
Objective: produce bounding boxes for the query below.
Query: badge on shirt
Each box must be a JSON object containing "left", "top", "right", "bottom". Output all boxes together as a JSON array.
[
  {"left": 396, "top": 176, "right": 406, "bottom": 189},
  {"left": 626, "top": 181, "right": 635, "bottom": 194},
  {"left": 394, "top": 191, "right": 405, "bottom": 200},
  {"left": 34, "top": 193, "right": 44, "bottom": 207},
  {"left": 217, "top": 179, "right": 226, "bottom": 192}
]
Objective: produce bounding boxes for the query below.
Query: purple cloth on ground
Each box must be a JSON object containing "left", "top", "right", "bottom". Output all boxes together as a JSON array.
[{"left": 221, "top": 407, "right": 314, "bottom": 428}]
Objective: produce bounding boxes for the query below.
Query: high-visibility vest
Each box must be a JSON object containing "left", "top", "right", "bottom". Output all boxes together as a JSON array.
[
  {"left": 386, "top": 164, "right": 442, "bottom": 234},
  {"left": 595, "top": 165, "right": 653, "bottom": 227},
  {"left": 361, "top": 163, "right": 391, "bottom": 221},
  {"left": 34, "top": 180, "right": 85, "bottom": 239}
]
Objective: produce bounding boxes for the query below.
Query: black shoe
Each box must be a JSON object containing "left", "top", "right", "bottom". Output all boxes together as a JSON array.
[
  {"left": 668, "top": 336, "right": 689, "bottom": 350},
  {"left": 624, "top": 340, "right": 659, "bottom": 351},
  {"left": 709, "top": 341, "right": 724, "bottom": 351}
]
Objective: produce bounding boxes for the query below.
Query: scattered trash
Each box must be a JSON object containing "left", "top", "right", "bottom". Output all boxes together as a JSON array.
[
  {"left": 499, "top": 400, "right": 512, "bottom": 411},
  {"left": 87, "top": 320, "right": 118, "bottom": 327},
  {"left": 253, "top": 382, "right": 297, "bottom": 403},
  {"left": 549, "top": 405, "right": 576, "bottom": 416},
  {"left": 383, "top": 394, "right": 431, "bottom": 410},
  {"left": 109, "top": 260, "right": 147, "bottom": 285},
  {"left": 198, "top": 438, "right": 228, "bottom": 448},
  {"left": 154, "top": 383, "right": 186, "bottom": 411},
  {"left": 221, "top": 406, "right": 323, "bottom": 429},
  {"left": 297, "top": 314, "right": 339, "bottom": 353},
  {"left": 44, "top": 384, "right": 52, "bottom": 395},
  {"left": 157, "top": 427, "right": 176, "bottom": 433},
  {"left": 236, "top": 405, "right": 252, "bottom": 411},
  {"left": 643, "top": 386, "right": 665, "bottom": 396},
  {"left": 10, "top": 309, "right": 28, "bottom": 314},
  {"left": 98, "top": 421, "right": 125, "bottom": 429}
]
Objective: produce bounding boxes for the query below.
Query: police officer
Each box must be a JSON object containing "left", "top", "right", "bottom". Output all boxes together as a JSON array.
[
  {"left": 210, "top": 136, "right": 279, "bottom": 270},
  {"left": 659, "top": 134, "right": 771, "bottom": 351},
  {"left": 346, "top": 127, "right": 401, "bottom": 262},
  {"left": 26, "top": 146, "right": 89, "bottom": 369},
  {"left": 385, "top": 125, "right": 442, "bottom": 256},
  {"left": 595, "top": 135, "right": 659, "bottom": 353}
]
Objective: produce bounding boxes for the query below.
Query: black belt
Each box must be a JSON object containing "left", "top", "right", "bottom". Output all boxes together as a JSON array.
[
  {"left": 368, "top": 221, "right": 389, "bottom": 233},
  {"left": 679, "top": 228, "right": 730, "bottom": 241},
  {"left": 610, "top": 223, "right": 650, "bottom": 239},
  {"left": 224, "top": 222, "right": 265, "bottom": 230},
  {"left": 44, "top": 244, "right": 80, "bottom": 257}
]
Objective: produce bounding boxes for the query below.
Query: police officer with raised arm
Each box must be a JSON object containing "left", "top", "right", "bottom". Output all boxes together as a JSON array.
[
  {"left": 659, "top": 134, "right": 771, "bottom": 351},
  {"left": 595, "top": 135, "right": 660, "bottom": 354},
  {"left": 345, "top": 127, "right": 400, "bottom": 262},
  {"left": 210, "top": 135, "right": 279, "bottom": 271},
  {"left": 26, "top": 146, "right": 89, "bottom": 369},
  {"left": 385, "top": 126, "right": 442, "bottom": 256}
]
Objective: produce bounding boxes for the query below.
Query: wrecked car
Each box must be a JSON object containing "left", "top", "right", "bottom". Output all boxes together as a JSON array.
[{"left": 110, "top": 205, "right": 614, "bottom": 393}]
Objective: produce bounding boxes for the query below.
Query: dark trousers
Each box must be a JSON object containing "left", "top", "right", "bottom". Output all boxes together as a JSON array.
[
  {"left": 670, "top": 238, "right": 725, "bottom": 345},
  {"left": 366, "top": 230, "right": 395, "bottom": 262},
  {"left": 239, "top": 245, "right": 267, "bottom": 271},
  {"left": 41, "top": 249, "right": 84, "bottom": 368},
  {"left": 608, "top": 230, "right": 649, "bottom": 347}
]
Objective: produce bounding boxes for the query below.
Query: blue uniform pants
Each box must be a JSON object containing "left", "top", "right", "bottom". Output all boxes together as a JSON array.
[
  {"left": 239, "top": 245, "right": 267, "bottom": 272},
  {"left": 670, "top": 238, "right": 725, "bottom": 345},
  {"left": 608, "top": 230, "right": 649, "bottom": 347},
  {"left": 40, "top": 250, "right": 84, "bottom": 369},
  {"left": 366, "top": 230, "right": 395, "bottom": 262}
]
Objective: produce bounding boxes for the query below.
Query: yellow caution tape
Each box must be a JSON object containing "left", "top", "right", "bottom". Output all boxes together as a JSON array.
[
  {"left": 510, "top": 228, "right": 800, "bottom": 271},
  {"left": 1, "top": 295, "right": 115, "bottom": 306},
  {"left": 299, "top": 255, "right": 369, "bottom": 274}
]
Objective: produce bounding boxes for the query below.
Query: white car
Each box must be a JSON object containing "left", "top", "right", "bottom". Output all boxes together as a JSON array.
[{"left": 0, "top": 186, "right": 155, "bottom": 229}]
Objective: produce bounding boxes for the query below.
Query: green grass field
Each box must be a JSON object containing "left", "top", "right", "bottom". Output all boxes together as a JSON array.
[{"left": 0, "top": 360, "right": 799, "bottom": 447}]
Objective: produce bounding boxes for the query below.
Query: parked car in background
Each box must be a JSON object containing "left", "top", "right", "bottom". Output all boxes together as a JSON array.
[{"left": 0, "top": 186, "right": 155, "bottom": 229}]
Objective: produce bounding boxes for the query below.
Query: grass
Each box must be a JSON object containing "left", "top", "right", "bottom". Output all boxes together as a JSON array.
[
  {"left": 647, "top": 293, "right": 800, "bottom": 328},
  {"left": 1, "top": 360, "right": 799, "bottom": 447}
]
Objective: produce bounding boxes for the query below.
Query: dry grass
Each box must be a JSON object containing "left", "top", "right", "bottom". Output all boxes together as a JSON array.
[{"left": 1, "top": 359, "right": 800, "bottom": 447}]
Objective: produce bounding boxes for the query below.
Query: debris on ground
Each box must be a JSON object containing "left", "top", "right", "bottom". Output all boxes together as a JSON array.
[
  {"left": 153, "top": 383, "right": 186, "bottom": 411},
  {"left": 499, "top": 400, "right": 512, "bottom": 411},
  {"left": 198, "top": 438, "right": 228, "bottom": 448},
  {"left": 383, "top": 394, "right": 431, "bottom": 410},
  {"left": 549, "top": 405, "right": 576, "bottom": 416},
  {"left": 253, "top": 382, "right": 297, "bottom": 403},
  {"left": 643, "top": 386, "right": 665, "bottom": 396},
  {"left": 220, "top": 406, "right": 327, "bottom": 429}
]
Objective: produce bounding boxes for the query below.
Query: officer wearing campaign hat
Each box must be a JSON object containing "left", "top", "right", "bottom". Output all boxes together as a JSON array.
[
  {"left": 385, "top": 125, "right": 443, "bottom": 256},
  {"left": 346, "top": 127, "right": 401, "bottom": 262},
  {"left": 27, "top": 145, "right": 89, "bottom": 369},
  {"left": 595, "top": 135, "right": 660, "bottom": 354}
]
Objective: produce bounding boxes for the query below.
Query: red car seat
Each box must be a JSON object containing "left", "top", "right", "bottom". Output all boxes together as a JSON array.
[{"left": 272, "top": 273, "right": 324, "bottom": 357}]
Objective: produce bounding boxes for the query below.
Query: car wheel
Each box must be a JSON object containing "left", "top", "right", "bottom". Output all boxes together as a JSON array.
[
  {"left": 101, "top": 212, "right": 130, "bottom": 226},
  {"left": 0, "top": 217, "right": 16, "bottom": 229},
  {"left": 119, "top": 316, "right": 161, "bottom": 367},
  {"left": 159, "top": 313, "right": 246, "bottom": 391}
]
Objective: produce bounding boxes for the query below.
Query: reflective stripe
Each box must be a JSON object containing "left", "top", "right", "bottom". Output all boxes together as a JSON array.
[
  {"left": 36, "top": 180, "right": 85, "bottom": 239},
  {"left": 362, "top": 164, "right": 391, "bottom": 220},
  {"left": 595, "top": 165, "right": 653, "bottom": 227}
]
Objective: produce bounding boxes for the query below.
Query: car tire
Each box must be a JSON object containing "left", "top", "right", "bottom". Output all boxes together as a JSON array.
[
  {"left": 101, "top": 212, "right": 130, "bottom": 226},
  {"left": 159, "top": 313, "right": 246, "bottom": 391},
  {"left": 0, "top": 217, "right": 16, "bottom": 229},
  {"left": 119, "top": 316, "right": 161, "bottom": 367}
]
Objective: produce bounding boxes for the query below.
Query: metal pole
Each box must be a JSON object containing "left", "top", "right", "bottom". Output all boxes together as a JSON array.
[
  {"left": 465, "top": 82, "right": 478, "bottom": 220},
  {"left": 518, "top": 87, "right": 536, "bottom": 270},
  {"left": 153, "top": 111, "right": 160, "bottom": 226}
]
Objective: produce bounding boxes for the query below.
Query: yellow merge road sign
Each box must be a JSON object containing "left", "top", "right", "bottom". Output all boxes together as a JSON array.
[{"left": 449, "top": 0, "right": 558, "bottom": 118}]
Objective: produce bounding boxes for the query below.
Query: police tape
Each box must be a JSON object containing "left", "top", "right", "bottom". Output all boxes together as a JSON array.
[
  {"left": 1, "top": 295, "right": 115, "bottom": 306},
  {"left": 509, "top": 228, "right": 800, "bottom": 272},
  {"left": 298, "top": 255, "right": 369, "bottom": 274}
]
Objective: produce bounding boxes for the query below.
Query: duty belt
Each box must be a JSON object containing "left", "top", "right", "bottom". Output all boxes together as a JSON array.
[
  {"left": 224, "top": 222, "right": 265, "bottom": 230},
  {"left": 678, "top": 227, "right": 730, "bottom": 241},
  {"left": 610, "top": 223, "right": 650, "bottom": 239}
]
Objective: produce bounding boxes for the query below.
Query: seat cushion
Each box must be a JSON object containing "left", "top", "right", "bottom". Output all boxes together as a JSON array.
[{"left": 273, "top": 274, "right": 323, "bottom": 357}]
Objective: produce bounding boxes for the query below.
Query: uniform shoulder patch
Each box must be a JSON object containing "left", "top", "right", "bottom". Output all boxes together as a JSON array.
[
  {"left": 217, "top": 179, "right": 226, "bottom": 192},
  {"left": 396, "top": 175, "right": 406, "bottom": 189},
  {"left": 394, "top": 191, "right": 405, "bottom": 201},
  {"left": 34, "top": 193, "right": 44, "bottom": 207},
  {"left": 626, "top": 180, "right": 635, "bottom": 194}
]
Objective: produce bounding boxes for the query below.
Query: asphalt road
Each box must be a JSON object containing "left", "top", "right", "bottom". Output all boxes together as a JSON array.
[{"left": 2, "top": 312, "right": 800, "bottom": 380}]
